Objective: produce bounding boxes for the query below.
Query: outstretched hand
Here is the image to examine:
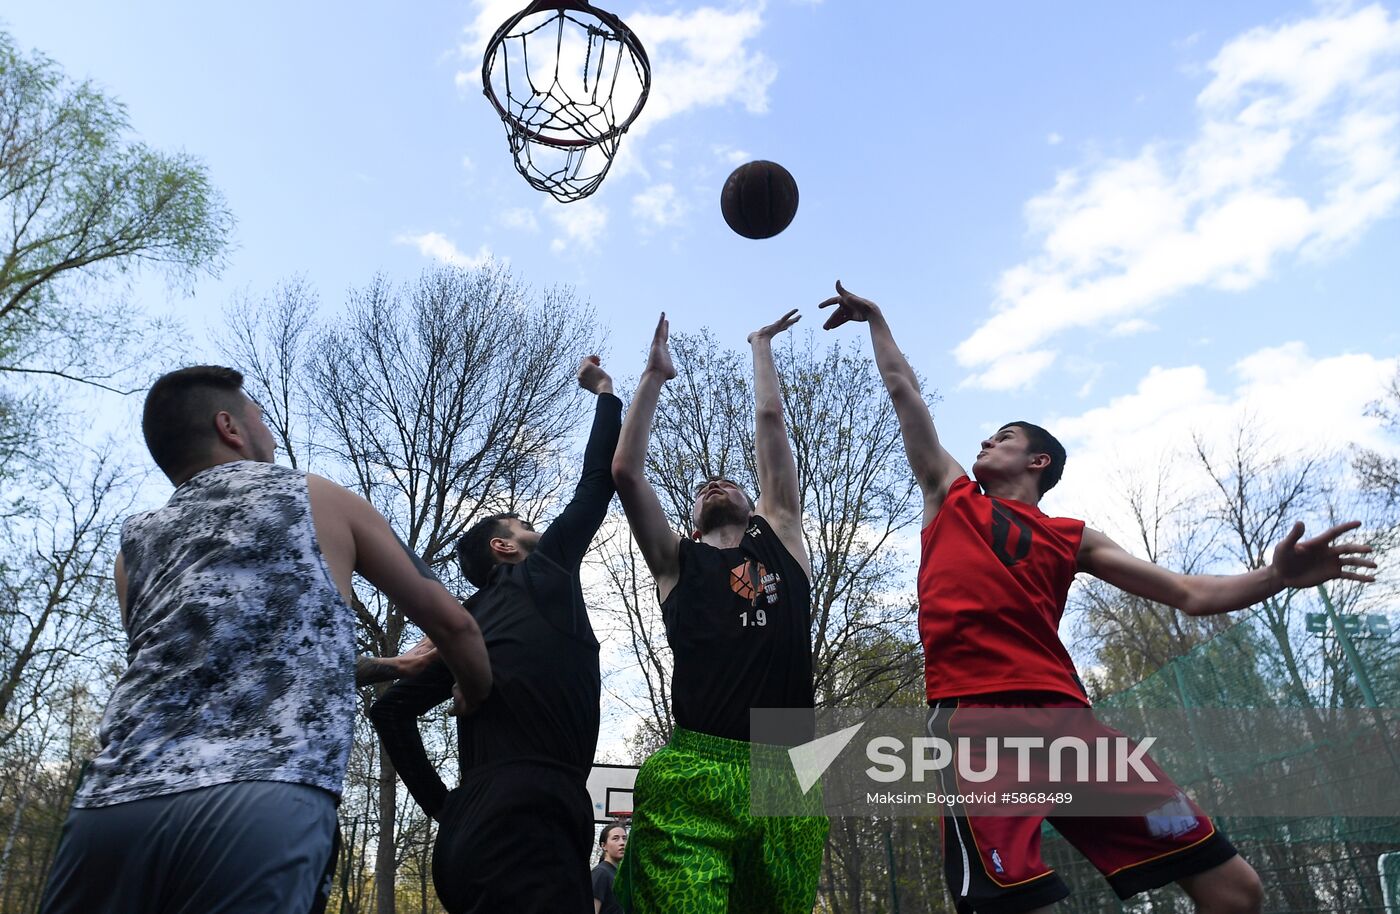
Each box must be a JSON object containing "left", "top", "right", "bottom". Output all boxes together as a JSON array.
[
  {"left": 818, "top": 280, "right": 880, "bottom": 330},
  {"left": 646, "top": 312, "right": 677, "bottom": 381},
  {"left": 577, "top": 355, "right": 613, "bottom": 395},
  {"left": 1271, "top": 520, "right": 1377, "bottom": 589},
  {"left": 748, "top": 308, "right": 801, "bottom": 345}
]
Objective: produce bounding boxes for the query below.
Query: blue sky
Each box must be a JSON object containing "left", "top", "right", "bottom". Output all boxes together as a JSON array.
[
  {"left": 9, "top": 0, "right": 1400, "bottom": 759},
  {"left": 7, "top": 0, "right": 1399, "bottom": 546}
]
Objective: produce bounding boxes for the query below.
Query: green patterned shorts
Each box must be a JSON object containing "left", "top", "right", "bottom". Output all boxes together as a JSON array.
[{"left": 614, "top": 728, "right": 829, "bottom": 914}]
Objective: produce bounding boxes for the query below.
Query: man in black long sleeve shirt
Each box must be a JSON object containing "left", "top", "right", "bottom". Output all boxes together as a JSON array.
[{"left": 370, "top": 357, "right": 621, "bottom": 914}]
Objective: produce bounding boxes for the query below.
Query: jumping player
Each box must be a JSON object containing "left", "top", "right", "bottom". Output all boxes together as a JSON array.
[
  {"left": 820, "top": 282, "right": 1376, "bottom": 914},
  {"left": 610, "top": 312, "right": 828, "bottom": 914},
  {"left": 370, "top": 356, "right": 620, "bottom": 914},
  {"left": 38, "top": 365, "right": 492, "bottom": 914}
]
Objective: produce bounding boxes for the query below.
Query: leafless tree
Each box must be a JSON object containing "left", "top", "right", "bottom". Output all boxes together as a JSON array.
[
  {"left": 0, "top": 444, "right": 133, "bottom": 749},
  {"left": 1070, "top": 459, "right": 1238, "bottom": 698},
  {"left": 1353, "top": 368, "right": 1400, "bottom": 571},
  {"left": 0, "top": 675, "right": 106, "bottom": 913},
  {"left": 223, "top": 276, "right": 318, "bottom": 469}
]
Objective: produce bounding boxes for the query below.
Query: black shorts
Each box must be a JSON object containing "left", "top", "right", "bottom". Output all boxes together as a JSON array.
[{"left": 432, "top": 759, "right": 593, "bottom": 914}]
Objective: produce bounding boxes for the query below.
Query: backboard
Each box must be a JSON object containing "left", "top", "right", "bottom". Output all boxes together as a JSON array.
[{"left": 587, "top": 763, "right": 639, "bottom": 824}]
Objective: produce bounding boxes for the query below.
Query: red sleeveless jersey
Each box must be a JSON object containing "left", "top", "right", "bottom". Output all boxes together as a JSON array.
[{"left": 918, "top": 476, "right": 1088, "bottom": 705}]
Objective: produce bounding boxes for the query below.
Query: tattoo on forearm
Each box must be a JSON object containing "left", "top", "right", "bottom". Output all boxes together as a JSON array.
[
  {"left": 395, "top": 533, "right": 442, "bottom": 582},
  {"left": 355, "top": 656, "right": 400, "bottom": 686}
]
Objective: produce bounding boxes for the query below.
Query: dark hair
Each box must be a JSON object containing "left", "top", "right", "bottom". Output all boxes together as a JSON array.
[
  {"left": 1000, "top": 421, "right": 1066, "bottom": 495},
  {"left": 142, "top": 366, "right": 249, "bottom": 479},
  {"left": 456, "top": 513, "right": 520, "bottom": 588},
  {"left": 598, "top": 822, "right": 626, "bottom": 861},
  {"left": 599, "top": 822, "right": 625, "bottom": 846}
]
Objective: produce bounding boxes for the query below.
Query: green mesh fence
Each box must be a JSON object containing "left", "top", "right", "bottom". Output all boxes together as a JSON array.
[{"left": 1043, "top": 587, "right": 1400, "bottom": 912}]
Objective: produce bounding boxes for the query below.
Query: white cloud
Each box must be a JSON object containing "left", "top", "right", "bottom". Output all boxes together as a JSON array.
[
  {"left": 1047, "top": 132, "right": 1063, "bottom": 146},
  {"left": 393, "top": 232, "right": 493, "bottom": 269},
  {"left": 959, "top": 350, "right": 1057, "bottom": 391},
  {"left": 1045, "top": 344, "right": 1398, "bottom": 542},
  {"left": 500, "top": 207, "right": 539, "bottom": 232},
  {"left": 957, "top": 5, "right": 1400, "bottom": 389},
  {"left": 548, "top": 199, "right": 609, "bottom": 253},
  {"left": 1109, "top": 318, "right": 1156, "bottom": 337},
  {"left": 459, "top": 2, "right": 774, "bottom": 164},
  {"left": 625, "top": 5, "right": 776, "bottom": 131},
  {"left": 632, "top": 183, "right": 688, "bottom": 229},
  {"left": 457, "top": 0, "right": 528, "bottom": 68},
  {"left": 714, "top": 144, "right": 753, "bottom": 166}
]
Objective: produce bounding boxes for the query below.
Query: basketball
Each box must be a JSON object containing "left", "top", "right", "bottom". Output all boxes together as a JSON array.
[{"left": 720, "top": 160, "right": 799, "bottom": 239}]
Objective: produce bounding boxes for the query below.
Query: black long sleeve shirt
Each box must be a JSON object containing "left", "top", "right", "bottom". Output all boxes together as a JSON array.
[{"left": 369, "top": 393, "right": 621, "bottom": 819}]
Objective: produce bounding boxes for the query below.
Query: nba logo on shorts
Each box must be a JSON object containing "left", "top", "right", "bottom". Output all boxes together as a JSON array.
[
  {"left": 1146, "top": 792, "right": 1200, "bottom": 839},
  {"left": 991, "top": 848, "right": 1005, "bottom": 875}
]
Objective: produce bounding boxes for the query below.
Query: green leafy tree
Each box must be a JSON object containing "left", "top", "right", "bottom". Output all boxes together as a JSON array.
[{"left": 0, "top": 29, "right": 232, "bottom": 392}]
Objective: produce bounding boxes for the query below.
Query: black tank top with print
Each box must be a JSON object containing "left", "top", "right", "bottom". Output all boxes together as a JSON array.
[{"left": 662, "top": 515, "right": 814, "bottom": 744}]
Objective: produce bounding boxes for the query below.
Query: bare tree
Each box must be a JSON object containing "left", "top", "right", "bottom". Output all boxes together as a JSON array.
[
  {"left": 590, "top": 519, "right": 674, "bottom": 758},
  {"left": 1191, "top": 425, "right": 1383, "bottom": 707},
  {"left": 223, "top": 276, "right": 319, "bottom": 469},
  {"left": 1353, "top": 368, "right": 1400, "bottom": 569},
  {"left": 0, "top": 669, "right": 106, "bottom": 913},
  {"left": 0, "top": 443, "right": 133, "bottom": 749},
  {"left": 1070, "top": 460, "right": 1237, "bottom": 698}
]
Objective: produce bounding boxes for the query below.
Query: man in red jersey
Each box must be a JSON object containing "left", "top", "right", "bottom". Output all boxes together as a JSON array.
[{"left": 820, "top": 281, "right": 1377, "bottom": 914}]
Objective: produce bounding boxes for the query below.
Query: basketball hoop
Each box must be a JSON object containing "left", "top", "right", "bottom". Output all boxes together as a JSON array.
[{"left": 482, "top": 0, "right": 652, "bottom": 203}]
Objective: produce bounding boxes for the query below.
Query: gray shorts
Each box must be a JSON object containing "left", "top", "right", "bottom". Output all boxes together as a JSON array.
[{"left": 40, "top": 780, "right": 337, "bottom": 914}]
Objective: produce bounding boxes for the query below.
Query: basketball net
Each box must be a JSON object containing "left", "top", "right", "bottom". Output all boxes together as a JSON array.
[{"left": 482, "top": 1, "right": 651, "bottom": 203}]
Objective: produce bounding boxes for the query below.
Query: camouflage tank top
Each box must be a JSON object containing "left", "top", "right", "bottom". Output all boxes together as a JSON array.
[{"left": 75, "top": 460, "right": 356, "bottom": 807}]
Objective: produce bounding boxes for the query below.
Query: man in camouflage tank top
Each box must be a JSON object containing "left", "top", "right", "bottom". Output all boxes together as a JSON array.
[{"left": 39, "top": 365, "right": 492, "bottom": 914}]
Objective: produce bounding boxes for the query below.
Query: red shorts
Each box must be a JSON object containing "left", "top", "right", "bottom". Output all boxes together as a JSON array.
[{"left": 927, "top": 694, "right": 1238, "bottom": 914}]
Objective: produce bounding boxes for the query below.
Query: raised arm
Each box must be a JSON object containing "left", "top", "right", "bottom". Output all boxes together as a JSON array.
[
  {"left": 533, "top": 356, "right": 622, "bottom": 573},
  {"left": 748, "top": 309, "right": 811, "bottom": 578},
  {"left": 1079, "top": 520, "right": 1376, "bottom": 616},
  {"left": 611, "top": 314, "right": 683, "bottom": 601},
  {"left": 820, "top": 281, "right": 964, "bottom": 524}
]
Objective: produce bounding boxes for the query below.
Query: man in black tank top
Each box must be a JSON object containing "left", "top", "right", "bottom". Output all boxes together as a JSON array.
[
  {"left": 610, "top": 313, "right": 828, "bottom": 914},
  {"left": 370, "top": 356, "right": 620, "bottom": 914}
]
